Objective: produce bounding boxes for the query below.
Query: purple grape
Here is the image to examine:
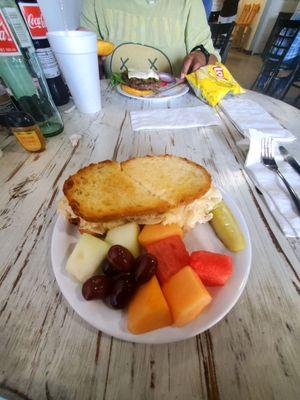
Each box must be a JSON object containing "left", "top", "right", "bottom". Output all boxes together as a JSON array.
[
  {"left": 104, "top": 274, "right": 136, "bottom": 309},
  {"left": 82, "top": 275, "right": 111, "bottom": 300},
  {"left": 134, "top": 253, "right": 157, "bottom": 284},
  {"left": 107, "top": 245, "right": 135, "bottom": 273}
]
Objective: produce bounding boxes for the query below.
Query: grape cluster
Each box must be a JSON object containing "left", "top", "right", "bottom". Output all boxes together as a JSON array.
[{"left": 82, "top": 245, "right": 157, "bottom": 309}]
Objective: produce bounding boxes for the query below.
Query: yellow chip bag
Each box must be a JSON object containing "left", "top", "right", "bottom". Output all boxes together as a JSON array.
[{"left": 186, "top": 63, "right": 245, "bottom": 107}]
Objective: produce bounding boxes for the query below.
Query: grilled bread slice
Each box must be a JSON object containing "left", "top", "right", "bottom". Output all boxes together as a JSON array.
[
  {"left": 63, "top": 160, "right": 171, "bottom": 222},
  {"left": 63, "top": 155, "right": 212, "bottom": 223},
  {"left": 122, "top": 155, "right": 211, "bottom": 206}
]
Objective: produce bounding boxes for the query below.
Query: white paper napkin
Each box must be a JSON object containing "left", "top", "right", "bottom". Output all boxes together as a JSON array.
[
  {"left": 221, "top": 97, "right": 296, "bottom": 141},
  {"left": 245, "top": 129, "right": 300, "bottom": 237},
  {"left": 130, "top": 105, "right": 221, "bottom": 131}
]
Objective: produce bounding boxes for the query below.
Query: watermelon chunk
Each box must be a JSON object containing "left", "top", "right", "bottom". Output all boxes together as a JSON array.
[
  {"left": 146, "top": 235, "right": 189, "bottom": 284},
  {"left": 190, "top": 250, "right": 233, "bottom": 286}
]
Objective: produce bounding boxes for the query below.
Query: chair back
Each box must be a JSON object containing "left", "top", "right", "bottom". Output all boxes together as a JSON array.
[
  {"left": 236, "top": 4, "right": 251, "bottom": 25},
  {"left": 264, "top": 19, "right": 300, "bottom": 64},
  {"left": 262, "top": 12, "right": 293, "bottom": 58},
  {"left": 210, "top": 22, "right": 235, "bottom": 62},
  {"left": 251, "top": 20, "right": 300, "bottom": 95}
]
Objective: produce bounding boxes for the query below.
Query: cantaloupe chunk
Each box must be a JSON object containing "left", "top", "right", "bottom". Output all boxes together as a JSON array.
[
  {"left": 162, "top": 266, "right": 212, "bottom": 327},
  {"left": 128, "top": 276, "right": 172, "bottom": 334},
  {"left": 138, "top": 223, "right": 183, "bottom": 247}
]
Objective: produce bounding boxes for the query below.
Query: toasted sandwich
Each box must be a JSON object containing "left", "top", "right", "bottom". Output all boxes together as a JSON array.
[{"left": 58, "top": 155, "right": 222, "bottom": 235}]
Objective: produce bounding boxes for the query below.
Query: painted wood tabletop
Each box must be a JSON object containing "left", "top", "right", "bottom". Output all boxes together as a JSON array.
[{"left": 0, "top": 81, "right": 299, "bottom": 400}]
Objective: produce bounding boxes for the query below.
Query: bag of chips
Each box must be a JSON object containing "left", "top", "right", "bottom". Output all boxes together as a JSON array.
[{"left": 186, "top": 63, "right": 245, "bottom": 107}]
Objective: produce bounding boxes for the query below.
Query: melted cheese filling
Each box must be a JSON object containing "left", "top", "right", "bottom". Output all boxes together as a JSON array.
[
  {"left": 58, "top": 186, "right": 222, "bottom": 235},
  {"left": 128, "top": 70, "right": 159, "bottom": 80}
]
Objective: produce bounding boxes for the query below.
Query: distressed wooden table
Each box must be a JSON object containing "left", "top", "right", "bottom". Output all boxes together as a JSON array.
[{"left": 0, "top": 81, "right": 299, "bottom": 400}]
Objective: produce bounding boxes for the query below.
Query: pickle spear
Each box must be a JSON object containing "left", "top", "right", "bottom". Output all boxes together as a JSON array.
[{"left": 210, "top": 201, "right": 246, "bottom": 252}]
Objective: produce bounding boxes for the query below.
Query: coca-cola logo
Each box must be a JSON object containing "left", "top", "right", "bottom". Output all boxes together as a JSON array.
[
  {"left": 0, "top": 11, "right": 20, "bottom": 54},
  {"left": 0, "top": 21, "right": 12, "bottom": 42},
  {"left": 19, "top": 4, "right": 48, "bottom": 38},
  {"left": 27, "top": 13, "right": 46, "bottom": 30}
]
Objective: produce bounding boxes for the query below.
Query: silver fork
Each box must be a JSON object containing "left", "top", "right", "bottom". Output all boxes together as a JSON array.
[{"left": 261, "top": 138, "right": 300, "bottom": 215}]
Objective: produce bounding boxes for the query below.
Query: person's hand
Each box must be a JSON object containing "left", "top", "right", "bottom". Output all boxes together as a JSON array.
[
  {"left": 180, "top": 51, "right": 207, "bottom": 79},
  {"left": 180, "top": 52, "right": 217, "bottom": 79}
]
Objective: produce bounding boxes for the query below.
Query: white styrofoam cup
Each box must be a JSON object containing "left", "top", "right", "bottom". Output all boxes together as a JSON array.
[{"left": 47, "top": 31, "right": 101, "bottom": 114}]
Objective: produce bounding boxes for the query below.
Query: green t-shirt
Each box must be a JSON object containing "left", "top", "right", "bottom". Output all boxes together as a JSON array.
[{"left": 81, "top": 0, "right": 220, "bottom": 76}]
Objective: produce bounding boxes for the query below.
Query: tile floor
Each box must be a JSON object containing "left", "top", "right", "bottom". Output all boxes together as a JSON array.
[
  {"left": 225, "top": 48, "right": 262, "bottom": 89},
  {"left": 225, "top": 48, "right": 299, "bottom": 108}
]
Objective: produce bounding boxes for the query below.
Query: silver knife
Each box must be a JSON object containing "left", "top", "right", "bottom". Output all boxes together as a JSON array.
[{"left": 279, "top": 146, "right": 300, "bottom": 176}]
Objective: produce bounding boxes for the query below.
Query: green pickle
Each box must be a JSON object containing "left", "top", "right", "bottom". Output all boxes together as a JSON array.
[{"left": 210, "top": 201, "right": 246, "bottom": 252}]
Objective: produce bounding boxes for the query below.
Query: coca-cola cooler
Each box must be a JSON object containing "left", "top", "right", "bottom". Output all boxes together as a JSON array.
[{"left": 17, "top": 0, "right": 70, "bottom": 106}]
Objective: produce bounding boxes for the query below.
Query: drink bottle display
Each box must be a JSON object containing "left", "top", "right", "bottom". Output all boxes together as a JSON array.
[
  {"left": 0, "top": 0, "right": 63, "bottom": 137},
  {"left": 16, "top": 0, "right": 69, "bottom": 106}
]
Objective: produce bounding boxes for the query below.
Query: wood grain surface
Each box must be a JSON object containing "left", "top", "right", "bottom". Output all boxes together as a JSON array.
[{"left": 0, "top": 81, "right": 299, "bottom": 400}]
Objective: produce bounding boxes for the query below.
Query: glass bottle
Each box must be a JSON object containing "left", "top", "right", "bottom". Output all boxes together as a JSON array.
[
  {"left": 16, "top": 0, "right": 69, "bottom": 106},
  {"left": 0, "top": 80, "right": 18, "bottom": 113},
  {"left": 3, "top": 110, "right": 46, "bottom": 152},
  {"left": 0, "top": 0, "right": 64, "bottom": 137}
]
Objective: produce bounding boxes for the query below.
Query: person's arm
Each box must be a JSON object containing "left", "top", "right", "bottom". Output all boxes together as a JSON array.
[
  {"left": 80, "top": 0, "right": 108, "bottom": 39},
  {"left": 181, "top": 0, "right": 220, "bottom": 77}
]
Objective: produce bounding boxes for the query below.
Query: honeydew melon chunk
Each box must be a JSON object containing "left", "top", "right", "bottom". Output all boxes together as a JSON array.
[
  {"left": 105, "top": 222, "right": 140, "bottom": 257},
  {"left": 66, "top": 233, "right": 109, "bottom": 283}
]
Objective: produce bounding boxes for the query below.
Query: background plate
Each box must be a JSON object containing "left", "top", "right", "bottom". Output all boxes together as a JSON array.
[
  {"left": 51, "top": 190, "right": 252, "bottom": 344},
  {"left": 116, "top": 82, "right": 189, "bottom": 101}
]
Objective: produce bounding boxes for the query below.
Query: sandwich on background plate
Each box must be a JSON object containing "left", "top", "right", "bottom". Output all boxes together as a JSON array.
[
  {"left": 120, "top": 70, "right": 163, "bottom": 97},
  {"left": 58, "top": 155, "right": 222, "bottom": 235}
]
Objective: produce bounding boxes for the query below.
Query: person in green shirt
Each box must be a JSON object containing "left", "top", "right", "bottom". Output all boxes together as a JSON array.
[{"left": 80, "top": 0, "right": 220, "bottom": 78}]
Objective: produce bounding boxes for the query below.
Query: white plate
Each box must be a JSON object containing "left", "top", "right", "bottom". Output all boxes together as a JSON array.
[
  {"left": 51, "top": 191, "right": 251, "bottom": 344},
  {"left": 116, "top": 82, "right": 189, "bottom": 101}
]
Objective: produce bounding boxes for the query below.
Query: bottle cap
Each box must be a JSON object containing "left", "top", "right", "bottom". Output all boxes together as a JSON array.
[{"left": 4, "top": 111, "right": 36, "bottom": 128}]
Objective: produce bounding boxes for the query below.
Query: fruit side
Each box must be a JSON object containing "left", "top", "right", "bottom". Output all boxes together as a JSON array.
[
  {"left": 190, "top": 250, "right": 233, "bottom": 286},
  {"left": 162, "top": 266, "right": 212, "bottom": 327},
  {"left": 105, "top": 222, "right": 140, "bottom": 257},
  {"left": 146, "top": 235, "right": 190, "bottom": 284},
  {"left": 127, "top": 276, "right": 172, "bottom": 334},
  {"left": 66, "top": 234, "right": 110, "bottom": 283},
  {"left": 138, "top": 223, "right": 183, "bottom": 247}
]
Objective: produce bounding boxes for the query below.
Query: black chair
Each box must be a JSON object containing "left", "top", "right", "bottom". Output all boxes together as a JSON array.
[
  {"left": 209, "top": 11, "right": 221, "bottom": 23},
  {"left": 262, "top": 12, "right": 293, "bottom": 59},
  {"left": 251, "top": 19, "right": 300, "bottom": 95},
  {"left": 210, "top": 22, "right": 235, "bottom": 63},
  {"left": 273, "top": 61, "right": 300, "bottom": 100},
  {"left": 292, "top": 74, "right": 300, "bottom": 106}
]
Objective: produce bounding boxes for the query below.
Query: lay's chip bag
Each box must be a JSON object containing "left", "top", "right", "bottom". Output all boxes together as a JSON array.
[{"left": 186, "top": 63, "right": 245, "bottom": 107}]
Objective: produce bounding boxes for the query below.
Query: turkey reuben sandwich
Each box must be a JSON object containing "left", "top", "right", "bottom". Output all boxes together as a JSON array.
[{"left": 58, "top": 155, "right": 222, "bottom": 235}]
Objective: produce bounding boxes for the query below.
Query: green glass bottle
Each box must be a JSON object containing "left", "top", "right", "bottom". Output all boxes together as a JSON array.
[{"left": 0, "top": 0, "right": 64, "bottom": 137}]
